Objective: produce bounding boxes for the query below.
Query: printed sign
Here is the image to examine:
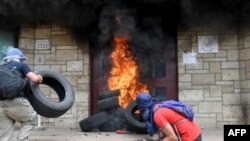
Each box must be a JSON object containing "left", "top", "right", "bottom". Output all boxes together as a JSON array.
[
  {"left": 198, "top": 36, "right": 218, "bottom": 53},
  {"left": 183, "top": 51, "right": 196, "bottom": 64}
]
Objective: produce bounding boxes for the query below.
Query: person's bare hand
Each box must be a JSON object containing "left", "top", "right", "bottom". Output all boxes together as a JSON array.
[{"left": 38, "top": 75, "right": 43, "bottom": 83}]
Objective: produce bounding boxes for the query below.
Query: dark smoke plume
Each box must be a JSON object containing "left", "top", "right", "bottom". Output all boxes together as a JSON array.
[
  {"left": 1, "top": 0, "right": 250, "bottom": 29},
  {"left": 1, "top": 0, "right": 250, "bottom": 39}
]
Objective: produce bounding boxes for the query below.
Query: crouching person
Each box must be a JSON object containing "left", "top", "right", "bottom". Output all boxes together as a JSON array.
[
  {"left": 0, "top": 48, "right": 43, "bottom": 141},
  {"left": 136, "top": 92, "right": 202, "bottom": 141}
]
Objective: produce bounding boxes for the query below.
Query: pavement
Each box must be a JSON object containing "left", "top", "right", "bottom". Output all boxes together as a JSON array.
[{"left": 14, "top": 128, "right": 224, "bottom": 141}]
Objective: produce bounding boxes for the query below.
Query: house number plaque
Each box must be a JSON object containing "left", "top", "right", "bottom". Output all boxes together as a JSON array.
[{"left": 35, "top": 39, "right": 50, "bottom": 50}]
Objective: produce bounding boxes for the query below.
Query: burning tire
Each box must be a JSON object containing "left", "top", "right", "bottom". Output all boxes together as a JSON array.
[
  {"left": 98, "top": 96, "right": 119, "bottom": 111},
  {"left": 79, "top": 111, "right": 111, "bottom": 132},
  {"left": 124, "top": 100, "right": 147, "bottom": 134},
  {"left": 98, "top": 89, "right": 120, "bottom": 100},
  {"left": 25, "top": 68, "right": 75, "bottom": 118}
]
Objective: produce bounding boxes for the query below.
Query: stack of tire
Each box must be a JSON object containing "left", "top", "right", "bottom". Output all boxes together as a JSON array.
[
  {"left": 25, "top": 68, "right": 75, "bottom": 118},
  {"left": 124, "top": 100, "right": 147, "bottom": 134},
  {"left": 79, "top": 90, "right": 147, "bottom": 134},
  {"left": 79, "top": 90, "right": 123, "bottom": 132}
]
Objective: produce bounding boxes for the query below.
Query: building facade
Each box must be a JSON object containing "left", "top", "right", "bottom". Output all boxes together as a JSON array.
[{"left": 12, "top": 24, "right": 249, "bottom": 130}]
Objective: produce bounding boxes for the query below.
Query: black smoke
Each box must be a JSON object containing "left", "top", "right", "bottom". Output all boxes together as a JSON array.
[
  {"left": 179, "top": 0, "right": 250, "bottom": 28},
  {"left": 1, "top": 0, "right": 250, "bottom": 66},
  {"left": 1, "top": 0, "right": 250, "bottom": 33}
]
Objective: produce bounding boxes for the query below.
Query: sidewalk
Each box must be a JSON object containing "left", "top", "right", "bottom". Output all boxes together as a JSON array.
[{"left": 20, "top": 128, "right": 223, "bottom": 141}]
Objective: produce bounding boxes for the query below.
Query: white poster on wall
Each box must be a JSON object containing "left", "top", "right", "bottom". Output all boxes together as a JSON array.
[
  {"left": 198, "top": 36, "right": 218, "bottom": 53},
  {"left": 183, "top": 51, "right": 196, "bottom": 64}
]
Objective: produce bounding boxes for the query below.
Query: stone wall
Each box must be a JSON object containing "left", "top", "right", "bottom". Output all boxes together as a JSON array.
[
  {"left": 18, "top": 23, "right": 250, "bottom": 130},
  {"left": 18, "top": 24, "right": 90, "bottom": 129},
  {"left": 239, "top": 27, "right": 250, "bottom": 124},
  {"left": 177, "top": 27, "right": 244, "bottom": 129}
]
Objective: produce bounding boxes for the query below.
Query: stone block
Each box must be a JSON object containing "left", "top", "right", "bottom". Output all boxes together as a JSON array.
[
  {"left": 192, "top": 74, "right": 215, "bottom": 85},
  {"left": 35, "top": 28, "right": 51, "bottom": 38},
  {"left": 51, "top": 35, "right": 73, "bottom": 46},
  {"left": 241, "top": 80, "right": 250, "bottom": 89},
  {"left": 77, "top": 76, "right": 89, "bottom": 84},
  {"left": 179, "top": 74, "right": 191, "bottom": 82},
  {"left": 210, "top": 85, "right": 222, "bottom": 97},
  {"left": 221, "top": 84, "right": 235, "bottom": 93},
  {"left": 228, "top": 50, "right": 239, "bottom": 61},
  {"left": 222, "top": 69, "right": 239, "bottom": 80},
  {"left": 45, "top": 54, "right": 56, "bottom": 61},
  {"left": 239, "top": 48, "right": 250, "bottom": 60},
  {"left": 210, "top": 62, "right": 221, "bottom": 73},
  {"left": 215, "top": 50, "right": 227, "bottom": 58},
  {"left": 199, "top": 102, "right": 222, "bottom": 113},
  {"left": 178, "top": 63, "right": 185, "bottom": 73},
  {"left": 241, "top": 93, "right": 250, "bottom": 105},
  {"left": 223, "top": 106, "right": 243, "bottom": 118},
  {"left": 223, "top": 94, "right": 241, "bottom": 105},
  {"left": 179, "top": 90, "right": 203, "bottom": 101},
  {"left": 19, "top": 38, "right": 35, "bottom": 49},
  {"left": 75, "top": 91, "right": 89, "bottom": 102},
  {"left": 34, "top": 54, "right": 44, "bottom": 64},
  {"left": 78, "top": 83, "right": 90, "bottom": 91},
  {"left": 67, "top": 61, "right": 83, "bottom": 72},
  {"left": 56, "top": 50, "right": 78, "bottom": 60},
  {"left": 20, "top": 27, "right": 34, "bottom": 38},
  {"left": 221, "top": 35, "right": 238, "bottom": 46},
  {"left": 191, "top": 35, "right": 197, "bottom": 43},
  {"left": 83, "top": 53, "right": 89, "bottom": 64},
  {"left": 244, "top": 36, "right": 250, "bottom": 48},
  {"left": 50, "top": 65, "right": 61, "bottom": 72},
  {"left": 186, "top": 61, "right": 203, "bottom": 70},
  {"left": 178, "top": 82, "right": 191, "bottom": 89},
  {"left": 246, "top": 60, "right": 250, "bottom": 69},
  {"left": 178, "top": 39, "right": 190, "bottom": 48},
  {"left": 215, "top": 74, "right": 222, "bottom": 80},
  {"left": 222, "top": 62, "right": 239, "bottom": 69},
  {"left": 83, "top": 64, "right": 89, "bottom": 76}
]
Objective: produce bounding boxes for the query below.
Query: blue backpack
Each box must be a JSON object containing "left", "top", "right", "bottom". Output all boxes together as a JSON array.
[{"left": 158, "top": 100, "right": 194, "bottom": 121}]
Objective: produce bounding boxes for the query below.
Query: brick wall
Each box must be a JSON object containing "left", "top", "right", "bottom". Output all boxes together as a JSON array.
[{"left": 18, "top": 24, "right": 89, "bottom": 129}]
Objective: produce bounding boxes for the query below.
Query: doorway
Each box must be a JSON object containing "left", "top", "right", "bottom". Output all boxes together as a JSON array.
[
  {"left": 0, "top": 29, "right": 18, "bottom": 60},
  {"left": 90, "top": 35, "right": 178, "bottom": 114}
]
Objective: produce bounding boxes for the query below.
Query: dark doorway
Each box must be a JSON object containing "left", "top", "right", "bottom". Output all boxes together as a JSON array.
[
  {"left": 90, "top": 2, "right": 178, "bottom": 114},
  {"left": 0, "top": 28, "right": 18, "bottom": 60}
]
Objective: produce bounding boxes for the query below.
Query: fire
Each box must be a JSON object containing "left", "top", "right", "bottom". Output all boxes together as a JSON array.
[{"left": 108, "top": 37, "right": 148, "bottom": 108}]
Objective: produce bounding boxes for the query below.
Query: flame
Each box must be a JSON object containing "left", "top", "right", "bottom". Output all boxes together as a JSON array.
[{"left": 108, "top": 37, "right": 148, "bottom": 108}]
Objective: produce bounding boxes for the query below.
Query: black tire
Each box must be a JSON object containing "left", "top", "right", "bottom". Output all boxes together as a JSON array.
[
  {"left": 79, "top": 111, "right": 111, "bottom": 132},
  {"left": 98, "top": 90, "right": 120, "bottom": 100},
  {"left": 97, "top": 96, "right": 119, "bottom": 111},
  {"left": 26, "top": 68, "right": 75, "bottom": 118},
  {"left": 124, "top": 100, "right": 147, "bottom": 134}
]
